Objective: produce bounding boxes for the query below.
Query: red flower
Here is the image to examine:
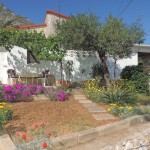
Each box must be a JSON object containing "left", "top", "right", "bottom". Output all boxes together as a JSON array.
[
  {"left": 15, "top": 132, "right": 20, "bottom": 137},
  {"left": 41, "top": 122, "right": 45, "bottom": 126},
  {"left": 42, "top": 142, "right": 47, "bottom": 149},
  {"left": 35, "top": 124, "right": 39, "bottom": 129},
  {"left": 47, "top": 131, "right": 51, "bottom": 137},
  {"left": 22, "top": 134, "right": 26, "bottom": 140}
]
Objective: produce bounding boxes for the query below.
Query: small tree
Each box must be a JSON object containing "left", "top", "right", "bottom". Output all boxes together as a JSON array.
[
  {"left": 0, "top": 29, "right": 64, "bottom": 61},
  {"left": 100, "top": 16, "right": 145, "bottom": 80},
  {"left": 56, "top": 13, "right": 145, "bottom": 84}
]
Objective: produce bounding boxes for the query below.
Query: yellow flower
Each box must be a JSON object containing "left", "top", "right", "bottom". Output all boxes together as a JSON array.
[
  {"left": 9, "top": 105, "right": 12, "bottom": 108},
  {"left": 0, "top": 106, "right": 4, "bottom": 109},
  {"left": 120, "top": 106, "right": 124, "bottom": 109},
  {"left": 110, "top": 103, "right": 117, "bottom": 107},
  {"left": 128, "top": 107, "right": 133, "bottom": 111},
  {"left": 107, "top": 108, "right": 111, "bottom": 112},
  {"left": 2, "top": 102, "right": 6, "bottom": 105}
]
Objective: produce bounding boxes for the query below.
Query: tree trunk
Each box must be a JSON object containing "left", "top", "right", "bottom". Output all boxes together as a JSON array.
[
  {"left": 98, "top": 52, "right": 111, "bottom": 85},
  {"left": 60, "top": 59, "right": 63, "bottom": 82},
  {"left": 113, "top": 58, "right": 117, "bottom": 83}
]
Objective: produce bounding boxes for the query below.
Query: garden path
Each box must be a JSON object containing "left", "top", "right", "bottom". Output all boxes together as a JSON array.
[{"left": 72, "top": 89, "right": 116, "bottom": 121}]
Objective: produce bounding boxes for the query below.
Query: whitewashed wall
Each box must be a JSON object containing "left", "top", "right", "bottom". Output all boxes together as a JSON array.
[
  {"left": 0, "top": 45, "right": 149, "bottom": 84},
  {"left": 108, "top": 51, "right": 138, "bottom": 79},
  {"left": 0, "top": 51, "right": 8, "bottom": 84}
]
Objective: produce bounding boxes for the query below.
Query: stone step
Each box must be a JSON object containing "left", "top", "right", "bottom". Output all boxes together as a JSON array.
[
  {"left": 92, "top": 113, "right": 116, "bottom": 121},
  {"left": 74, "top": 95, "right": 87, "bottom": 98},
  {"left": 74, "top": 98, "right": 88, "bottom": 101},
  {"left": 78, "top": 100, "right": 92, "bottom": 104},
  {"left": 86, "top": 107, "right": 106, "bottom": 113},
  {"left": 82, "top": 103, "right": 99, "bottom": 108}
]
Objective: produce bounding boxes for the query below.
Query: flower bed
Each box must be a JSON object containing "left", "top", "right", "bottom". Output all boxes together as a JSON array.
[
  {"left": 4, "top": 96, "right": 118, "bottom": 140},
  {"left": 84, "top": 77, "right": 150, "bottom": 118},
  {"left": 3, "top": 84, "right": 44, "bottom": 102},
  {"left": 14, "top": 122, "right": 51, "bottom": 150},
  {"left": 1, "top": 84, "right": 69, "bottom": 102}
]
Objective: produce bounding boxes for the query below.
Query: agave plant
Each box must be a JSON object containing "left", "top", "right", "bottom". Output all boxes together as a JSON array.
[{"left": 102, "top": 87, "right": 137, "bottom": 105}]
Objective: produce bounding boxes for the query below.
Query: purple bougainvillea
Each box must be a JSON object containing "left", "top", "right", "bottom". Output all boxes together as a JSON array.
[
  {"left": 3, "top": 84, "right": 68, "bottom": 102},
  {"left": 3, "top": 84, "right": 44, "bottom": 102},
  {"left": 44, "top": 87, "right": 68, "bottom": 101}
]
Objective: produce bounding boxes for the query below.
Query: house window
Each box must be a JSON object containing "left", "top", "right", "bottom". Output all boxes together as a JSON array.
[
  {"left": 27, "top": 51, "right": 39, "bottom": 64},
  {"left": 138, "top": 52, "right": 150, "bottom": 66}
]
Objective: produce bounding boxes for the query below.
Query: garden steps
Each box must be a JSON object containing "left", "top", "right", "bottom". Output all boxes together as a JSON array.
[
  {"left": 31, "top": 94, "right": 49, "bottom": 101},
  {"left": 73, "top": 90, "right": 116, "bottom": 121}
]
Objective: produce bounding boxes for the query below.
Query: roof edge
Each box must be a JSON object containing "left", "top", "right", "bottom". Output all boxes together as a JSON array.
[
  {"left": 46, "top": 9, "right": 70, "bottom": 19},
  {"left": 16, "top": 23, "right": 47, "bottom": 29},
  {"left": 134, "top": 44, "right": 150, "bottom": 48}
]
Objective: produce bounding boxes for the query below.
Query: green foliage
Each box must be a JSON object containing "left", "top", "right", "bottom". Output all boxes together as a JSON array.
[
  {"left": 102, "top": 79, "right": 137, "bottom": 105},
  {"left": 109, "top": 105, "right": 142, "bottom": 118},
  {"left": 84, "top": 78, "right": 137, "bottom": 105},
  {"left": 56, "top": 13, "right": 100, "bottom": 51},
  {"left": 56, "top": 13, "right": 145, "bottom": 83},
  {"left": 83, "top": 77, "right": 105, "bottom": 102},
  {"left": 0, "top": 29, "right": 64, "bottom": 61},
  {"left": 136, "top": 94, "right": 150, "bottom": 105},
  {"left": 0, "top": 29, "right": 16, "bottom": 50},
  {"left": 100, "top": 16, "right": 145, "bottom": 59},
  {"left": 0, "top": 104, "right": 13, "bottom": 128},
  {"left": 0, "top": 86, "right": 4, "bottom": 101},
  {"left": 102, "top": 87, "right": 137, "bottom": 105},
  {"left": 121, "top": 64, "right": 149, "bottom": 94},
  {"left": 92, "top": 64, "right": 104, "bottom": 78}
]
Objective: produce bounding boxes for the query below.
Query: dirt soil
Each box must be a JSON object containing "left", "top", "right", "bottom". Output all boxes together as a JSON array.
[{"left": 4, "top": 95, "right": 119, "bottom": 138}]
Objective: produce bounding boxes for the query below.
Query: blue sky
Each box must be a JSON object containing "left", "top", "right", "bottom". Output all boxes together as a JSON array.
[{"left": 1, "top": 0, "right": 150, "bottom": 44}]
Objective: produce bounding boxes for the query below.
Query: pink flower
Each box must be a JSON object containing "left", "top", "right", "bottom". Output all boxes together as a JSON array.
[
  {"left": 41, "top": 122, "right": 45, "bottom": 126},
  {"left": 47, "top": 131, "right": 51, "bottom": 137},
  {"left": 15, "top": 132, "right": 20, "bottom": 137},
  {"left": 35, "top": 124, "right": 39, "bottom": 129}
]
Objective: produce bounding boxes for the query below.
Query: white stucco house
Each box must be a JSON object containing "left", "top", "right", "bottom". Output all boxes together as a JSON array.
[{"left": 0, "top": 10, "right": 150, "bottom": 84}]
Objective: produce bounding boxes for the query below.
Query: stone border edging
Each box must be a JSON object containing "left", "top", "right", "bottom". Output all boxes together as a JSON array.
[
  {"left": 51, "top": 114, "right": 150, "bottom": 150},
  {"left": 0, "top": 114, "right": 149, "bottom": 150}
]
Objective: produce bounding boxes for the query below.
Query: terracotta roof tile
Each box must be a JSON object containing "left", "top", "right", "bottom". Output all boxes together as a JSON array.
[
  {"left": 46, "top": 9, "right": 70, "bottom": 19},
  {"left": 17, "top": 23, "right": 47, "bottom": 29}
]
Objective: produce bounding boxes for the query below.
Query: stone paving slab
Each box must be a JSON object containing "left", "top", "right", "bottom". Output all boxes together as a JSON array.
[
  {"left": 74, "top": 94, "right": 85, "bottom": 96},
  {"left": 82, "top": 103, "right": 99, "bottom": 108},
  {"left": 74, "top": 97, "right": 86, "bottom": 99},
  {"left": 87, "top": 107, "right": 106, "bottom": 113},
  {"left": 74, "top": 95, "right": 85, "bottom": 98},
  {"left": 78, "top": 100, "right": 92, "bottom": 104},
  {"left": 74, "top": 98, "right": 88, "bottom": 101},
  {"left": 92, "top": 113, "right": 116, "bottom": 121}
]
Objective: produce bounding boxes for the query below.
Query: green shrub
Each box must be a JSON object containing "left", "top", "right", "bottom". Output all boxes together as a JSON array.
[
  {"left": 0, "top": 103, "right": 13, "bottom": 128},
  {"left": 84, "top": 77, "right": 105, "bottom": 102},
  {"left": 0, "top": 86, "right": 4, "bottom": 101},
  {"left": 108, "top": 104, "right": 142, "bottom": 118},
  {"left": 92, "top": 63, "right": 104, "bottom": 78},
  {"left": 102, "top": 87, "right": 137, "bottom": 105},
  {"left": 121, "top": 64, "right": 149, "bottom": 94}
]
